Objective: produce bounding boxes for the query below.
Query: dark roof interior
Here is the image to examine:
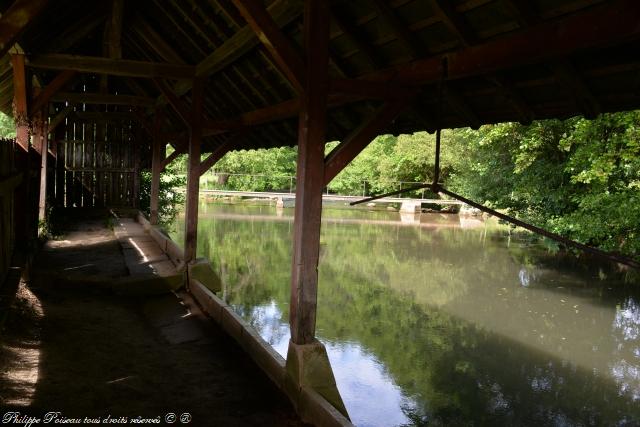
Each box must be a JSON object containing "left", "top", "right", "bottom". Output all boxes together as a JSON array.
[{"left": 1, "top": 0, "right": 639, "bottom": 153}]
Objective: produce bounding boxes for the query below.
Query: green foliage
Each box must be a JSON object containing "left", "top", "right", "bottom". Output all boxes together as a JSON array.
[
  {"left": 449, "top": 112, "right": 640, "bottom": 259},
  {"left": 139, "top": 161, "right": 186, "bottom": 226},
  {"left": 205, "top": 147, "right": 298, "bottom": 191},
  {"left": 0, "top": 112, "right": 16, "bottom": 139},
  {"left": 176, "top": 111, "right": 640, "bottom": 259}
]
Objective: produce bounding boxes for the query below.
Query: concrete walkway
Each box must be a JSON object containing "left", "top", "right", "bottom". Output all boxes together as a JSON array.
[{"left": 0, "top": 210, "right": 306, "bottom": 426}]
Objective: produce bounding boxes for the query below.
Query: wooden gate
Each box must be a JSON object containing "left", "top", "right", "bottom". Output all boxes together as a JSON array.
[{"left": 58, "top": 117, "right": 140, "bottom": 208}]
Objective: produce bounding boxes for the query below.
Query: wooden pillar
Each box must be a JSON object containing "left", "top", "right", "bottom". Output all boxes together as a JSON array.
[
  {"left": 11, "top": 53, "right": 32, "bottom": 245},
  {"left": 150, "top": 138, "right": 161, "bottom": 224},
  {"left": 133, "top": 125, "right": 142, "bottom": 208},
  {"left": 150, "top": 109, "right": 165, "bottom": 224},
  {"left": 55, "top": 124, "right": 65, "bottom": 207},
  {"left": 289, "top": 0, "right": 330, "bottom": 345},
  {"left": 184, "top": 77, "right": 204, "bottom": 264},
  {"left": 37, "top": 114, "right": 48, "bottom": 229},
  {"left": 11, "top": 54, "right": 29, "bottom": 152}
]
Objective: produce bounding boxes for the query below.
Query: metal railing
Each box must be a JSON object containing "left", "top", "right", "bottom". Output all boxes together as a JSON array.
[{"left": 199, "top": 171, "right": 435, "bottom": 200}]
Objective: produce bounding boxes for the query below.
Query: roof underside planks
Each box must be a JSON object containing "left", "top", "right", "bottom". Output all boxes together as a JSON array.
[{"left": 0, "top": 0, "right": 638, "bottom": 155}]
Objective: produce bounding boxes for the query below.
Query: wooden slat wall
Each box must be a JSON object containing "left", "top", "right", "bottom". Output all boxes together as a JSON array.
[
  {"left": 0, "top": 139, "right": 16, "bottom": 285},
  {"left": 58, "top": 116, "right": 138, "bottom": 208}
]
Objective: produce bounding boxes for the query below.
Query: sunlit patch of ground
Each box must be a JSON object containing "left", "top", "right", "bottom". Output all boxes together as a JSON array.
[{"left": 0, "top": 280, "right": 43, "bottom": 407}]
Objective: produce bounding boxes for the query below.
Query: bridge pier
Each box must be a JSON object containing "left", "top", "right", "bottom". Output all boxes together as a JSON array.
[{"left": 400, "top": 200, "right": 422, "bottom": 213}]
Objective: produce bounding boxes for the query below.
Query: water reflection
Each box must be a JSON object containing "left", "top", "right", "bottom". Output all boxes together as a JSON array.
[{"left": 170, "top": 203, "right": 640, "bottom": 426}]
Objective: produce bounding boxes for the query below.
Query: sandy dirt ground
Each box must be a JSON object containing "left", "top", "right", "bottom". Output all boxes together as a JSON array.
[{"left": 0, "top": 214, "right": 307, "bottom": 426}]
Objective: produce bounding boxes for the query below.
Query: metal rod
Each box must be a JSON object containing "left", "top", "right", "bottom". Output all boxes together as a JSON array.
[
  {"left": 433, "top": 128, "right": 441, "bottom": 187},
  {"left": 432, "top": 58, "right": 447, "bottom": 189},
  {"left": 350, "top": 183, "right": 429, "bottom": 205},
  {"left": 436, "top": 185, "right": 640, "bottom": 269}
]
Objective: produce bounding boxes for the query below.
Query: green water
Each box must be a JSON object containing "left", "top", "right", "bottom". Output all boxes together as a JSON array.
[{"left": 170, "top": 202, "right": 640, "bottom": 427}]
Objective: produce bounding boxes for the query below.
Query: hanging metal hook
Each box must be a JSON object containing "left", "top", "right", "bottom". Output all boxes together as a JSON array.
[{"left": 431, "top": 56, "right": 448, "bottom": 194}]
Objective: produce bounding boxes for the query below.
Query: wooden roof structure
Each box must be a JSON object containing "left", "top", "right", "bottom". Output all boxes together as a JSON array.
[
  {"left": 1, "top": 0, "right": 639, "bottom": 156},
  {"left": 2, "top": 3, "right": 640, "bottom": 422}
]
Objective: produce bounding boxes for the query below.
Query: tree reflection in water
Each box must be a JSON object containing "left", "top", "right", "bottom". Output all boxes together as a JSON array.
[{"left": 171, "top": 203, "right": 640, "bottom": 427}]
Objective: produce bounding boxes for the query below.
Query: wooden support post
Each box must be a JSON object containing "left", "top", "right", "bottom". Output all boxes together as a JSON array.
[
  {"left": 133, "top": 125, "right": 142, "bottom": 208},
  {"left": 184, "top": 77, "right": 204, "bottom": 264},
  {"left": 149, "top": 112, "right": 163, "bottom": 225},
  {"left": 284, "top": 3, "right": 350, "bottom": 420},
  {"left": 37, "top": 115, "right": 48, "bottom": 231},
  {"left": 289, "top": 0, "right": 330, "bottom": 346},
  {"left": 55, "top": 124, "right": 65, "bottom": 207},
  {"left": 11, "top": 54, "right": 29, "bottom": 152}
]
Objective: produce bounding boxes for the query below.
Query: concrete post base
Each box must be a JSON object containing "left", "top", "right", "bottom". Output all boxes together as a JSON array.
[{"left": 285, "top": 339, "right": 350, "bottom": 421}]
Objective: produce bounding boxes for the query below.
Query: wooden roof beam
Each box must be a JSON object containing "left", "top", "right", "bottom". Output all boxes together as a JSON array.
[
  {"left": 160, "top": 137, "right": 188, "bottom": 172},
  {"left": 0, "top": 0, "right": 50, "bottom": 57},
  {"left": 432, "top": 0, "right": 477, "bottom": 46},
  {"left": 330, "top": 78, "right": 414, "bottom": 100},
  {"left": 231, "top": 0, "right": 306, "bottom": 93},
  {"left": 106, "top": 0, "right": 123, "bottom": 59},
  {"left": 324, "top": 100, "right": 410, "bottom": 185},
  {"left": 132, "top": 16, "right": 185, "bottom": 64},
  {"left": 330, "top": 8, "right": 382, "bottom": 69},
  {"left": 552, "top": 60, "right": 602, "bottom": 119},
  {"left": 363, "top": 0, "right": 640, "bottom": 86},
  {"left": 153, "top": 79, "right": 192, "bottom": 126},
  {"left": 28, "top": 54, "right": 195, "bottom": 79},
  {"left": 199, "top": 133, "right": 245, "bottom": 176},
  {"left": 48, "top": 12, "right": 106, "bottom": 53},
  {"left": 31, "top": 70, "right": 77, "bottom": 113},
  {"left": 48, "top": 104, "right": 74, "bottom": 133},
  {"left": 504, "top": 0, "right": 540, "bottom": 27},
  {"left": 444, "top": 85, "right": 481, "bottom": 129},
  {"left": 486, "top": 74, "right": 534, "bottom": 124},
  {"left": 51, "top": 92, "right": 155, "bottom": 107},
  {"left": 372, "top": 0, "right": 422, "bottom": 58},
  {"left": 74, "top": 111, "right": 134, "bottom": 121}
]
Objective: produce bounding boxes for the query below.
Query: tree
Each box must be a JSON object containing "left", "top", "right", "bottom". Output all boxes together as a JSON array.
[{"left": 0, "top": 112, "right": 16, "bottom": 139}]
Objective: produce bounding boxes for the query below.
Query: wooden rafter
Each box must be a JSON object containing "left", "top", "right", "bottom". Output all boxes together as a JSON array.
[
  {"left": 330, "top": 8, "right": 382, "bottom": 69},
  {"left": 0, "top": 0, "right": 50, "bottom": 57},
  {"left": 160, "top": 140, "right": 187, "bottom": 172},
  {"left": 28, "top": 54, "right": 195, "bottom": 79},
  {"left": 324, "top": 100, "right": 409, "bottom": 185},
  {"left": 51, "top": 92, "right": 155, "bottom": 107},
  {"left": 364, "top": 0, "right": 640, "bottom": 86},
  {"left": 330, "top": 78, "right": 414, "bottom": 100},
  {"left": 486, "top": 74, "right": 534, "bottom": 124},
  {"left": 443, "top": 85, "right": 481, "bottom": 129},
  {"left": 504, "top": 0, "right": 540, "bottom": 27},
  {"left": 106, "top": 0, "right": 123, "bottom": 59},
  {"left": 153, "top": 79, "right": 192, "bottom": 126},
  {"left": 231, "top": 0, "right": 306, "bottom": 93},
  {"left": 432, "top": 0, "right": 476, "bottom": 45},
  {"left": 199, "top": 133, "right": 244, "bottom": 176},
  {"left": 31, "top": 70, "right": 77, "bottom": 113},
  {"left": 74, "top": 111, "right": 134, "bottom": 121},
  {"left": 552, "top": 61, "right": 602, "bottom": 119},
  {"left": 372, "top": 0, "right": 422, "bottom": 58},
  {"left": 48, "top": 105, "right": 74, "bottom": 132},
  {"left": 132, "top": 16, "right": 185, "bottom": 64},
  {"left": 197, "top": 0, "right": 302, "bottom": 77}
]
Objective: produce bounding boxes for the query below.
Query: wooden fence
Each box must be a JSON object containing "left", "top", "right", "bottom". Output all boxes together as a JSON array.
[
  {"left": 0, "top": 139, "right": 18, "bottom": 286},
  {"left": 57, "top": 118, "right": 140, "bottom": 208}
]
